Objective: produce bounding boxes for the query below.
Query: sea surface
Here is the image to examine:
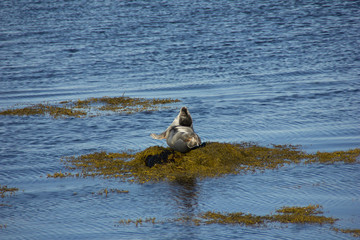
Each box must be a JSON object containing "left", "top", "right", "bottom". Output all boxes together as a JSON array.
[{"left": 1, "top": 0, "right": 360, "bottom": 239}]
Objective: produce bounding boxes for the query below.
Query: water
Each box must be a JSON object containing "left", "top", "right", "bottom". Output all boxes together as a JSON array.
[{"left": 1, "top": 0, "right": 360, "bottom": 239}]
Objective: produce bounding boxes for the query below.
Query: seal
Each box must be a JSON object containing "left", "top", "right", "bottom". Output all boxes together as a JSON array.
[{"left": 150, "top": 107, "right": 201, "bottom": 153}]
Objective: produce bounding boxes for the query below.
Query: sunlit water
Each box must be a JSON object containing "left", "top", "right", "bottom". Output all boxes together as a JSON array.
[{"left": 1, "top": 0, "right": 360, "bottom": 239}]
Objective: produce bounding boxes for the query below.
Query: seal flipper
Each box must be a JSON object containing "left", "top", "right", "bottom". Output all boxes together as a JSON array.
[
  {"left": 150, "top": 132, "right": 167, "bottom": 140},
  {"left": 150, "top": 109, "right": 182, "bottom": 140},
  {"left": 150, "top": 107, "right": 195, "bottom": 142}
]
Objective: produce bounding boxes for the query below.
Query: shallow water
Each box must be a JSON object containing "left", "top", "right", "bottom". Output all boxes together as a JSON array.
[{"left": 1, "top": 0, "right": 360, "bottom": 239}]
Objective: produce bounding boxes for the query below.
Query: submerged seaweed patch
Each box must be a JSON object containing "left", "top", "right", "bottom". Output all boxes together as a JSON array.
[
  {"left": 192, "top": 205, "right": 337, "bottom": 226},
  {"left": 270, "top": 205, "right": 337, "bottom": 224},
  {"left": 0, "top": 185, "right": 19, "bottom": 198},
  {"left": 196, "top": 211, "right": 265, "bottom": 226},
  {"left": 305, "top": 149, "right": 360, "bottom": 164},
  {"left": 332, "top": 228, "right": 360, "bottom": 238},
  {"left": 117, "top": 217, "right": 157, "bottom": 227},
  {"left": 54, "top": 142, "right": 360, "bottom": 183},
  {"left": 93, "top": 188, "right": 129, "bottom": 196},
  {"left": 0, "top": 103, "right": 87, "bottom": 118},
  {"left": 47, "top": 171, "right": 78, "bottom": 178},
  {"left": 117, "top": 205, "right": 337, "bottom": 227},
  {"left": 0, "top": 96, "right": 180, "bottom": 118}
]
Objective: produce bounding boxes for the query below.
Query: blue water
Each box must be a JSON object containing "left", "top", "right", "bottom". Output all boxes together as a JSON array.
[{"left": 1, "top": 0, "right": 360, "bottom": 239}]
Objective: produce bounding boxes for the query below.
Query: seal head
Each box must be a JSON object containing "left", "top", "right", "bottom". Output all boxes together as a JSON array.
[{"left": 178, "top": 107, "right": 192, "bottom": 127}]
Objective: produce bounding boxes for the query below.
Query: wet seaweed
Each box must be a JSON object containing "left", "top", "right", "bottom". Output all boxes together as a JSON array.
[
  {"left": 269, "top": 205, "right": 337, "bottom": 224},
  {"left": 94, "top": 188, "right": 129, "bottom": 196},
  {"left": 197, "top": 211, "right": 265, "bottom": 226},
  {"left": 332, "top": 228, "right": 360, "bottom": 238},
  {"left": 47, "top": 171, "right": 77, "bottom": 178},
  {"left": 304, "top": 149, "right": 360, "bottom": 164},
  {"left": 60, "top": 151, "right": 135, "bottom": 179},
  {"left": 0, "top": 96, "right": 180, "bottom": 118},
  {"left": 0, "top": 103, "right": 87, "bottom": 118},
  {"left": 49, "top": 144, "right": 358, "bottom": 237},
  {"left": 54, "top": 142, "right": 360, "bottom": 183},
  {"left": 117, "top": 217, "right": 157, "bottom": 227},
  {"left": 192, "top": 204, "right": 337, "bottom": 226},
  {"left": 0, "top": 185, "right": 19, "bottom": 198},
  {"left": 117, "top": 205, "right": 337, "bottom": 227}
]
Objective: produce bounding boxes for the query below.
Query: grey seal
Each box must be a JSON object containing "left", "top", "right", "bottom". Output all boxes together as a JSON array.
[{"left": 150, "top": 107, "right": 201, "bottom": 153}]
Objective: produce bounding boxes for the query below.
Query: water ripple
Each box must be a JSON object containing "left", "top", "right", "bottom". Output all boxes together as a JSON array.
[{"left": 1, "top": 0, "right": 359, "bottom": 239}]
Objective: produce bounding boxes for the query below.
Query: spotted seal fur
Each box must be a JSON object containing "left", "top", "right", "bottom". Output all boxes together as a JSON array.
[{"left": 150, "top": 107, "right": 201, "bottom": 153}]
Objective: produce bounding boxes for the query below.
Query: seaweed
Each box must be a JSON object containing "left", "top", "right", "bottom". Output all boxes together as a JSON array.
[
  {"left": 94, "top": 188, "right": 129, "bottom": 196},
  {"left": 193, "top": 205, "right": 337, "bottom": 226},
  {"left": 60, "top": 151, "right": 134, "bottom": 179},
  {"left": 332, "top": 228, "right": 360, "bottom": 238},
  {"left": 47, "top": 143, "right": 359, "bottom": 237},
  {"left": 117, "top": 205, "right": 337, "bottom": 227},
  {"left": 196, "top": 211, "right": 265, "bottom": 226},
  {"left": 117, "top": 217, "right": 157, "bottom": 227},
  {"left": 0, "top": 185, "right": 18, "bottom": 198},
  {"left": 304, "top": 149, "right": 360, "bottom": 164},
  {"left": 0, "top": 96, "right": 180, "bottom": 118},
  {"left": 269, "top": 205, "right": 337, "bottom": 224},
  {"left": 47, "top": 171, "right": 77, "bottom": 178},
  {"left": 0, "top": 103, "right": 87, "bottom": 118},
  {"left": 52, "top": 142, "right": 360, "bottom": 184}
]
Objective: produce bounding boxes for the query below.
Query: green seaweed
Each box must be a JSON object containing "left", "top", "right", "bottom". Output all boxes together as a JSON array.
[
  {"left": 0, "top": 96, "right": 180, "bottom": 118},
  {"left": 54, "top": 142, "right": 360, "bottom": 183}
]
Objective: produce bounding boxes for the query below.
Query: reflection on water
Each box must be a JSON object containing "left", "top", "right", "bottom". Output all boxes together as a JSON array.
[{"left": 170, "top": 177, "right": 199, "bottom": 219}]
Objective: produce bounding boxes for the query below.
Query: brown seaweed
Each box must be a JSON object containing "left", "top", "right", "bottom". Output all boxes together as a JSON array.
[
  {"left": 0, "top": 96, "right": 180, "bottom": 118},
  {"left": 118, "top": 205, "right": 336, "bottom": 227},
  {"left": 0, "top": 185, "right": 19, "bottom": 198},
  {"left": 50, "top": 142, "right": 360, "bottom": 184}
]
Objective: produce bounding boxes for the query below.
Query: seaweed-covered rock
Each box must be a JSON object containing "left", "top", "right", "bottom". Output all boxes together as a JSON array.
[{"left": 55, "top": 142, "right": 360, "bottom": 184}]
